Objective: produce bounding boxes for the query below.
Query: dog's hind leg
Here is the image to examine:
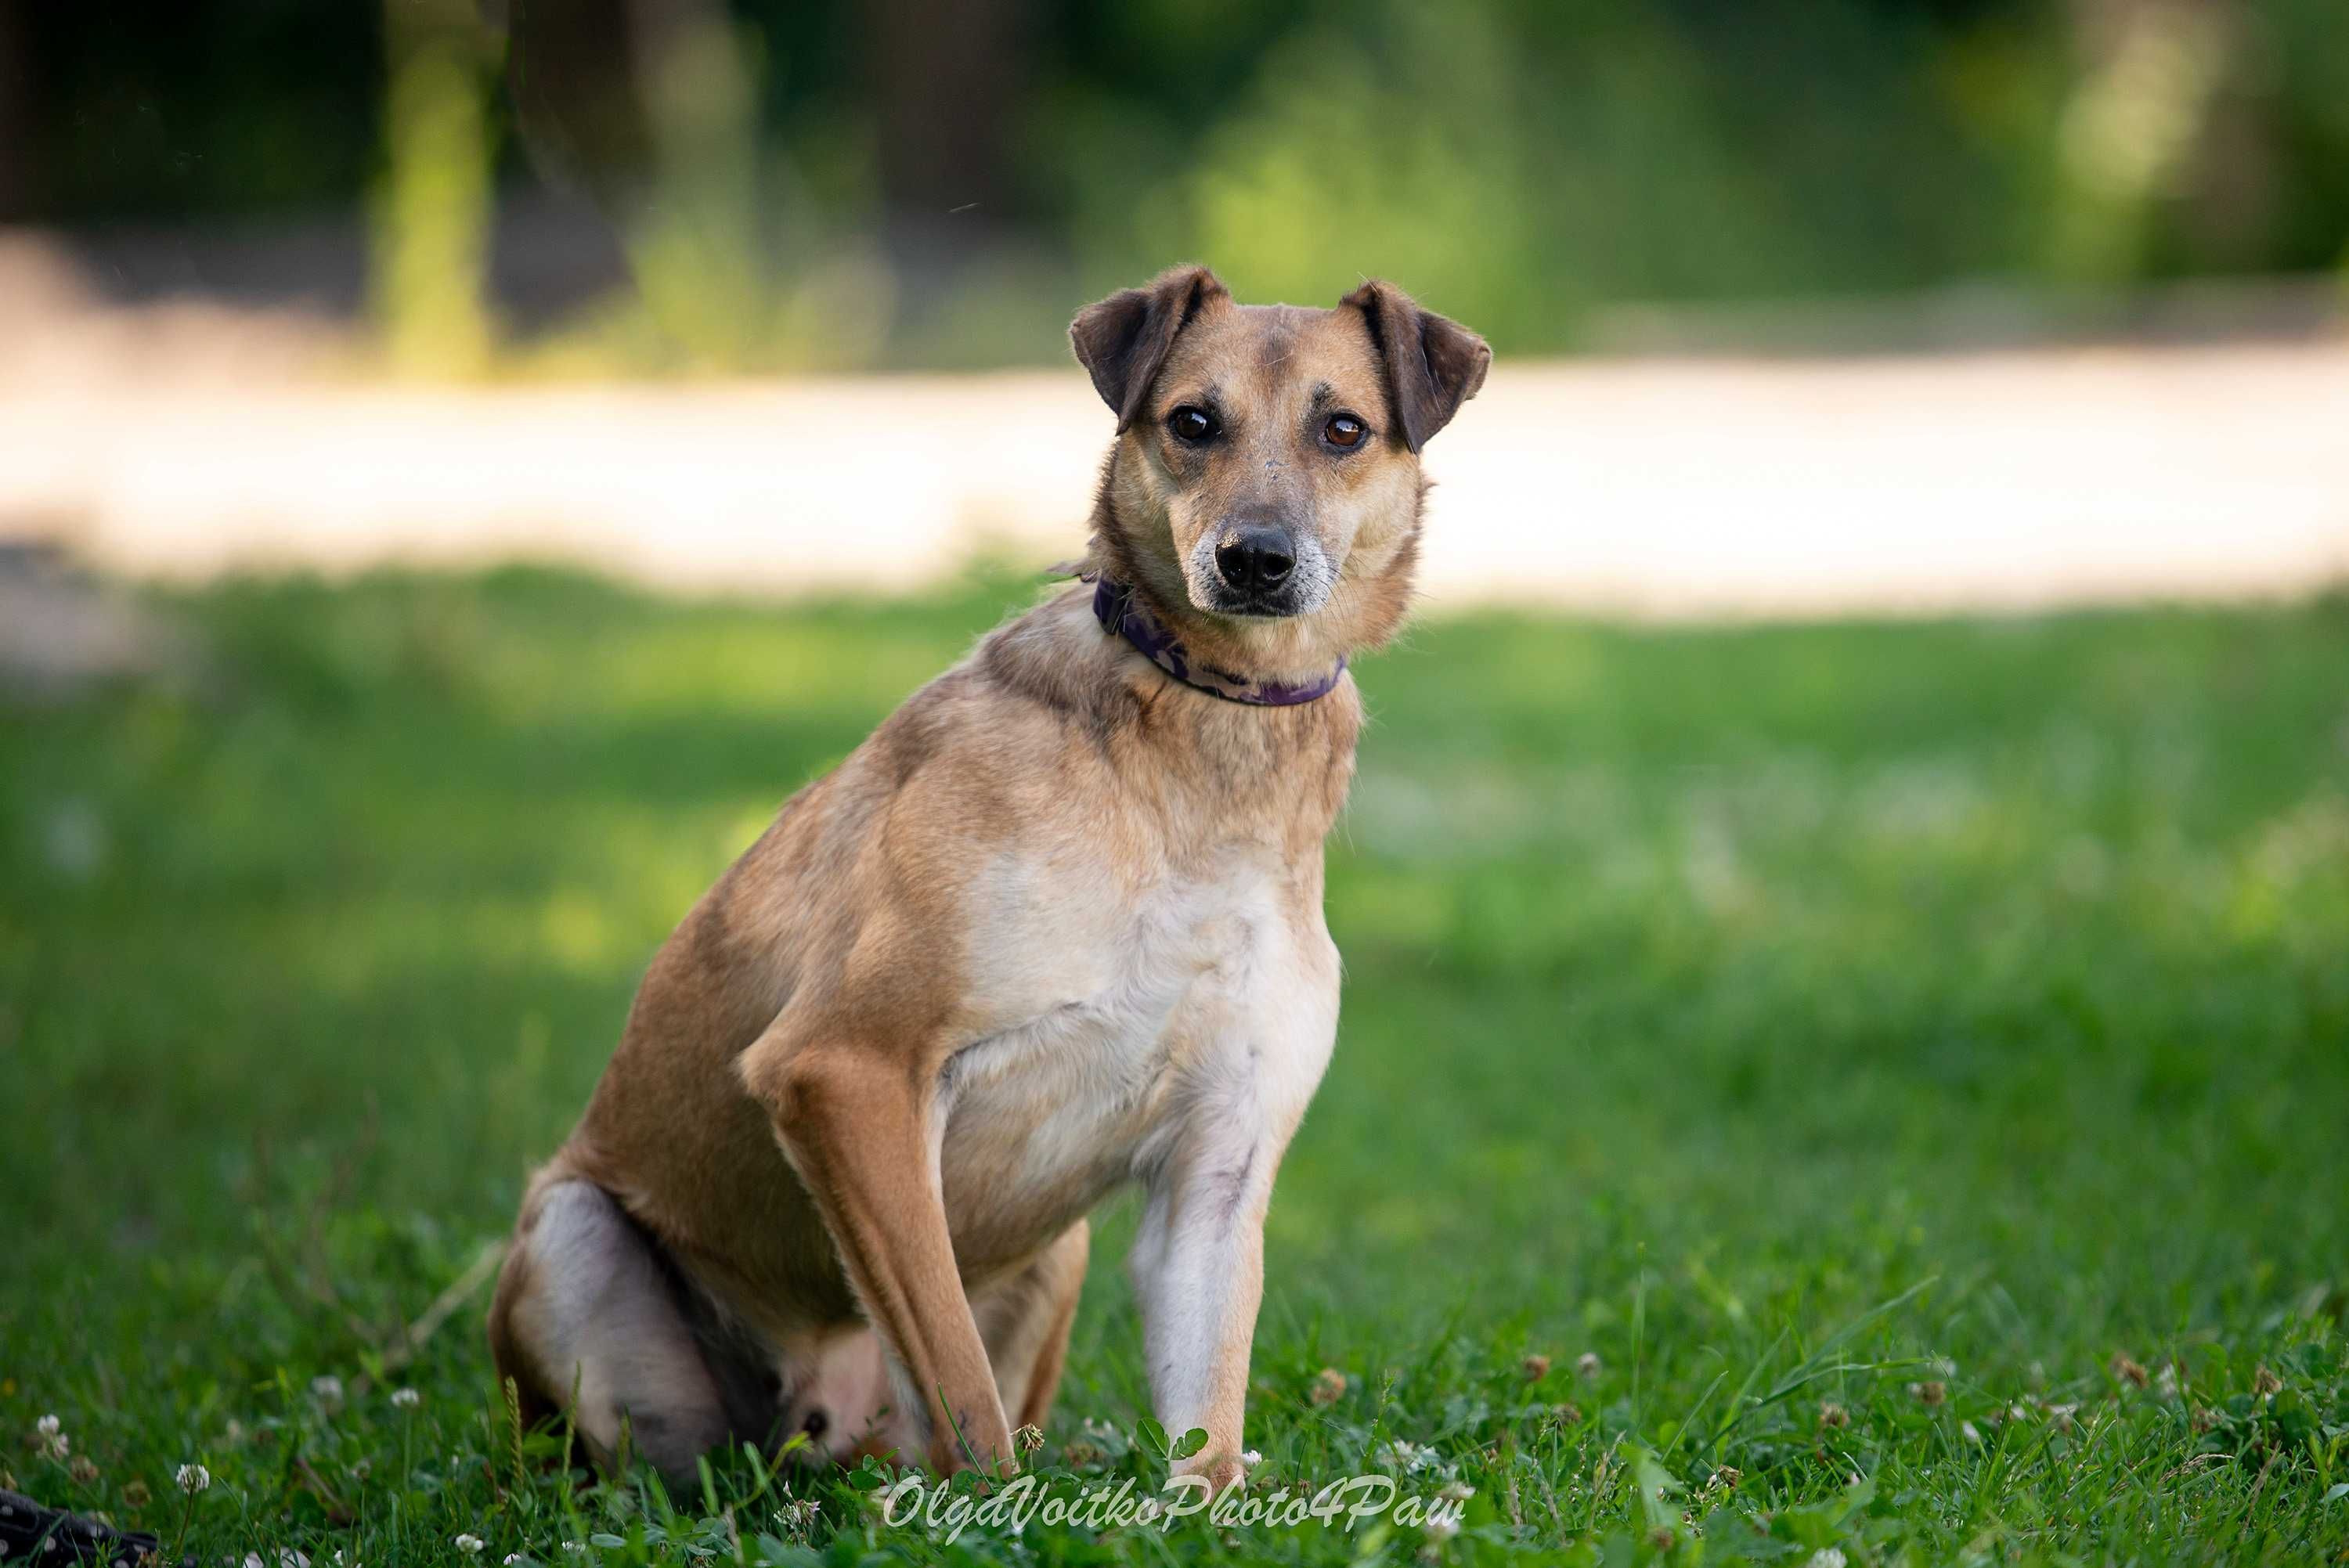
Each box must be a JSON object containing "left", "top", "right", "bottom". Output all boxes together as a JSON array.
[
  {"left": 972, "top": 1220, "right": 1090, "bottom": 1433},
  {"left": 488, "top": 1177, "right": 731, "bottom": 1486}
]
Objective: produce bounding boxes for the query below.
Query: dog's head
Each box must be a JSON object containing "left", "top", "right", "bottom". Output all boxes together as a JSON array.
[{"left": 1073, "top": 265, "right": 1488, "bottom": 662}]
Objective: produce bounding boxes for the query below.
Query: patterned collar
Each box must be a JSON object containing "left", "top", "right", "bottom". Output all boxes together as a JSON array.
[{"left": 1088, "top": 575, "right": 1347, "bottom": 706}]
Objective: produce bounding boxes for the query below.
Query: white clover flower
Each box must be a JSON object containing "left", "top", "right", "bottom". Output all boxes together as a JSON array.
[
  {"left": 1376, "top": 1439, "right": 1434, "bottom": 1472},
  {"left": 36, "top": 1415, "right": 60, "bottom": 1437},
  {"left": 389, "top": 1388, "right": 421, "bottom": 1410},
  {"left": 1575, "top": 1352, "right": 1602, "bottom": 1380},
  {"left": 1806, "top": 1551, "right": 1846, "bottom": 1568},
  {"left": 561, "top": 1543, "right": 584, "bottom": 1555},
  {"left": 1438, "top": 1480, "right": 1475, "bottom": 1503},
  {"left": 1961, "top": 1420, "right": 1983, "bottom": 1444},
  {"left": 310, "top": 1376, "right": 345, "bottom": 1414},
  {"left": 1239, "top": 1449, "right": 1262, "bottom": 1468},
  {"left": 454, "top": 1534, "right": 484, "bottom": 1554},
  {"left": 44, "top": 1433, "right": 70, "bottom": 1460},
  {"left": 177, "top": 1463, "right": 211, "bottom": 1494},
  {"left": 1423, "top": 1513, "right": 1460, "bottom": 1543},
  {"left": 503, "top": 1555, "right": 523, "bottom": 1564}
]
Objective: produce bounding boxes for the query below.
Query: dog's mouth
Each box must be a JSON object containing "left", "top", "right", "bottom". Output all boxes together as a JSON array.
[{"left": 1201, "top": 585, "right": 1312, "bottom": 620}]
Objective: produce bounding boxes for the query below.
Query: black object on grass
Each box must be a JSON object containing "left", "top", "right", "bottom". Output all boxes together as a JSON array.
[{"left": 0, "top": 1488, "right": 185, "bottom": 1565}]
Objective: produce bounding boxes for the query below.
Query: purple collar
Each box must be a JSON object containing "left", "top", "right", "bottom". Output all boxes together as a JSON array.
[{"left": 1089, "top": 575, "right": 1347, "bottom": 706}]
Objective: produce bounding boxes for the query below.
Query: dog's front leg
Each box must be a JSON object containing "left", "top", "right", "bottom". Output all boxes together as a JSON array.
[
  {"left": 1129, "top": 1119, "right": 1290, "bottom": 1498},
  {"left": 756, "top": 1040, "right": 1015, "bottom": 1476}
]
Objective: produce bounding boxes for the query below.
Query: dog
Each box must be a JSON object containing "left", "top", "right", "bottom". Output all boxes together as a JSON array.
[{"left": 487, "top": 265, "right": 1488, "bottom": 1494}]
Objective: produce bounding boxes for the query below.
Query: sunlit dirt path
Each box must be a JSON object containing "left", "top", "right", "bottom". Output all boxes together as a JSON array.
[{"left": 6, "top": 299, "right": 2345, "bottom": 618}]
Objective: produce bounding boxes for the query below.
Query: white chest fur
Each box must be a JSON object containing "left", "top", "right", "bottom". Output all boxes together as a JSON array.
[{"left": 933, "top": 845, "right": 1339, "bottom": 1271}]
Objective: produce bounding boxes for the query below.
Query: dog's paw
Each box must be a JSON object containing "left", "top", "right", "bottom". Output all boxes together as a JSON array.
[{"left": 1173, "top": 1449, "right": 1247, "bottom": 1498}]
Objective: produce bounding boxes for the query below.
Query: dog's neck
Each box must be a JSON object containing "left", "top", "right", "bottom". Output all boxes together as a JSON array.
[{"left": 1088, "top": 575, "right": 1347, "bottom": 706}]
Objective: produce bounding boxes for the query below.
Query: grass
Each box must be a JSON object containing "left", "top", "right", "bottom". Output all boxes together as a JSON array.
[{"left": 4, "top": 567, "right": 2347, "bottom": 1566}]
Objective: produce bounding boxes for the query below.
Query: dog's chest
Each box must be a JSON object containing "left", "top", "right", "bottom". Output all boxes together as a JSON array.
[{"left": 933, "top": 851, "right": 1317, "bottom": 1266}]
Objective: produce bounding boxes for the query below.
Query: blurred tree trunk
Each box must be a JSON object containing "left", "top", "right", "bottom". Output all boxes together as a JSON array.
[
  {"left": 2051, "top": 0, "right": 2232, "bottom": 280},
  {"left": 374, "top": 0, "right": 497, "bottom": 373},
  {"left": 503, "top": 0, "right": 664, "bottom": 217},
  {"left": 507, "top": 0, "right": 788, "bottom": 366},
  {"left": 866, "top": 0, "right": 1030, "bottom": 218},
  {"left": 0, "top": 0, "right": 28, "bottom": 219}
]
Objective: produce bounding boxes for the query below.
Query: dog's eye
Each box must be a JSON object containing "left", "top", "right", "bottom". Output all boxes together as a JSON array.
[
  {"left": 1323, "top": 414, "right": 1366, "bottom": 449},
  {"left": 1167, "top": 406, "right": 1218, "bottom": 443}
]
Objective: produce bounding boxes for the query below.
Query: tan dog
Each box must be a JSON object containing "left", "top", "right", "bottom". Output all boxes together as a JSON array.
[{"left": 487, "top": 265, "right": 1488, "bottom": 1493}]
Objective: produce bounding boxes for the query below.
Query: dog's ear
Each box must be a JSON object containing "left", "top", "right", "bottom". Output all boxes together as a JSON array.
[
  {"left": 1070, "top": 265, "right": 1229, "bottom": 433},
  {"left": 1340, "top": 280, "right": 1491, "bottom": 453}
]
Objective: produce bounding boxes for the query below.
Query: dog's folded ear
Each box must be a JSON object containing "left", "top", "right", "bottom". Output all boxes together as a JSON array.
[
  {"left": 1070, "top": 265, "right": 1229, "bottom": 432},
  {"left": 1340, "top": 280, "right": 1492, "bottom": 452}
]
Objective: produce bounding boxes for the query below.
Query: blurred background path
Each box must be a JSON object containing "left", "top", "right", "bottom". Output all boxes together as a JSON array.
[{"left": 5, "top": 282, "right": 2344, "bottom": 618}]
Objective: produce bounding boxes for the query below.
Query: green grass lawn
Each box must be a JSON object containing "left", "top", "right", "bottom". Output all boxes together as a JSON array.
[{"left": 5, "top": 569, "right": 2347, "bottom": 1566}]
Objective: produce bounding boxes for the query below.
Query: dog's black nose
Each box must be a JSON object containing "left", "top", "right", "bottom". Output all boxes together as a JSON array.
[{"left": 1215, "top": 525, "right": 1295, "bottom": 593}]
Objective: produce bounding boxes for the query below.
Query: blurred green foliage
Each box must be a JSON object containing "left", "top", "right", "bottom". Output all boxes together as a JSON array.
[{"left": 9, "top": 0, "right": 2349, "bottom": 369}]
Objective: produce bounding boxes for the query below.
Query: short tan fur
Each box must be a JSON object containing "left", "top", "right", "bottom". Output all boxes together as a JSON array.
[{"left": 488, "top": 265, "right": 1489, "bottom": 1492}]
